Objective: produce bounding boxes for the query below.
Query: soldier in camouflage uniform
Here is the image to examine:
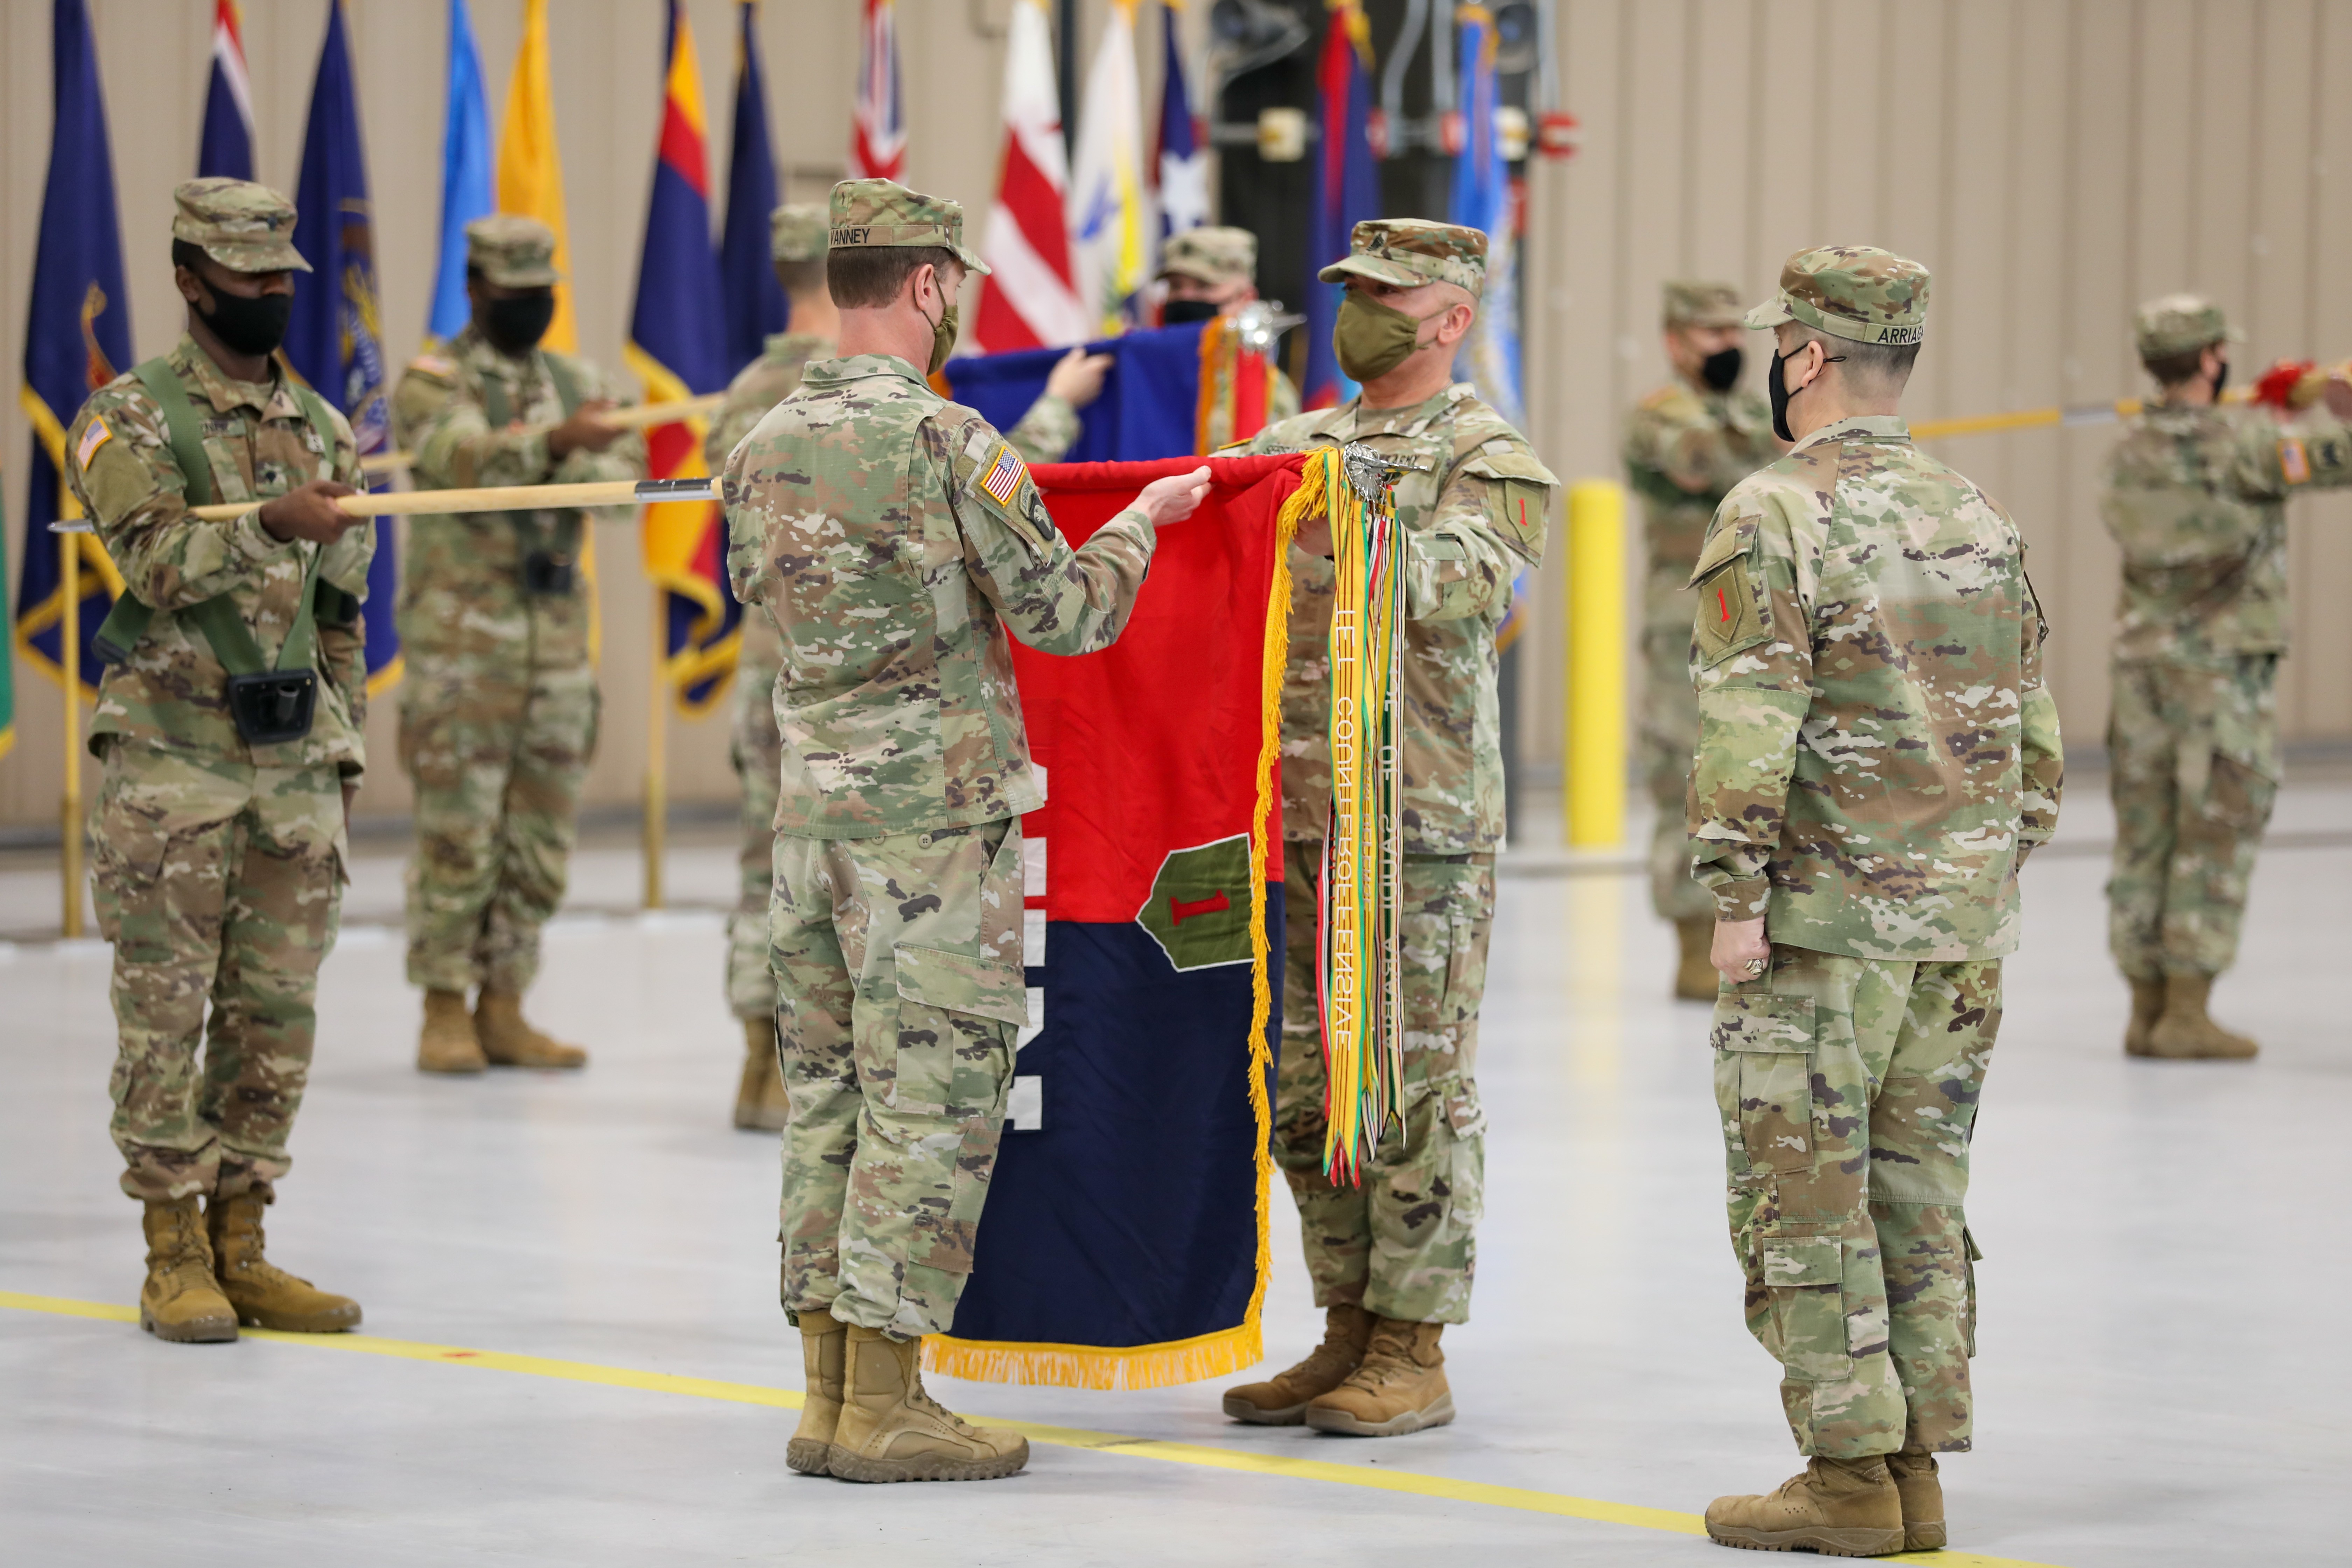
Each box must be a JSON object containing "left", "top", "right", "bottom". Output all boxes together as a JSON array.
[
  {"left": 68, "top": 179, "right": 372, "bottom": 1344},
  {"left": 1623, "top": 280, "right": 1778, "bottom": 1000},
  {"left": 1690, "top": 247, "right": 2064, "bottom": 1557},
  {"left": 2101, "top": 296, "right": 2352, "bottom": 1060},
  {"left": 1159, "top": 226, "right": 1302, "bottom": 450},
  {"left": 1222, "top": 219, "right": 1556, "bottom": 1439},
  {"left": 391, "top": 216, "right": 647, "bottom": 1075},
  {"left": 710, "top": 205, "right": 1102, "bottom": 1132},
  {"left": 721, "top": 179, "right": 1210, "bottom": 1484}
]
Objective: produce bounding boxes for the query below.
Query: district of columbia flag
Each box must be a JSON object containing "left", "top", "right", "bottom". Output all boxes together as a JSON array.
[
  {"left": 427, "top": 0, "right": 494, "bottom": 345},
  {"left": 496, "top": 0, "right": 576, "bottom": 352},
  {"left": 1154, "top": 1, "right": 1207, "bottom": 242},
  {"left": 16, "top": 0, "right": 131, "bottom": 696},
  {"left": 1449, "top": 4, "right": 1523, "bottom": 428},
  {"left": 1068, "top": 0, "right": 1148, "bottom": 335},
  {"left": 975, "top": 0, "right": 1085, "bottom": 352},
  {"left": 197, "top": 0, "right": 254, "bottom": 180},
  {"left": 850, "top": 0, "right": 906, "bottom": 182},
  {"left": 628, "top": 0, "right": 738, "bottom": 714},
  {"left": 719, "top": 0, "right": 786, "bottom": 375},
  {"left": 1303, "top": 0, "right": 1379, "bottom": 411}
]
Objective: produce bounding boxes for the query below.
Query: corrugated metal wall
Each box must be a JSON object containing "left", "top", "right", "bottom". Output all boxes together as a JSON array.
[{"left": 4, "top": 0, "right": 2347, "bottom": 832}]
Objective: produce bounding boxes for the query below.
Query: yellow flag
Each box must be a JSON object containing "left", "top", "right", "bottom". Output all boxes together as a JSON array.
[{"left": 495, "top": 0, "right": 575, "bottom": 352}]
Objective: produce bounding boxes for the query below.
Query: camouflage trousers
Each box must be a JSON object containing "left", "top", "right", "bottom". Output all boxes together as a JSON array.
[
  {"left": 399, "top": 656, "right": 597, "bottom": 994},
  {"left": 1711, "top": 946, "right": 1997, "bottom": 1458},
  {"left": 90, "top": 745, "right": 344, "bottom": 1203},
  {"left": 1640, "top": 571, "right": 1711, "bottom": 922},
  {"left": 2106, "top": 656, "right": 2280, "bottom": 980},
  {"left": 1272, "top": 839, "right": 1490, "bottom": 1326},
  {"left": 725, "top": 626, "right": 784, "bottom": 1019},
  {"left": 771, "top": 818, "right": 1025, "bottom": 1339}
]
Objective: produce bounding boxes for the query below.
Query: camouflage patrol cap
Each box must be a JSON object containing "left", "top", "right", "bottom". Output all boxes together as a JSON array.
[
  {"left": 2134, "top": 294, "right": 2244, "bottom": 360},
  {"left": 771, "top": 203, "right": 828, "bottom": 264},
  {"left": 1664, "top": 280, "right": 1744, "bottom": 329},
  {"left": 466, "top": 215, "right": 561, "bottom": 287},
  {"left": 1319, "top": 218, "right": 1486, "bottom": 299},
  {"left": 828, "top": 179, "right": 990, "bottom": 275},
  {"left": 1160, "top": 226, "right": 1258, "bottom": 288},
  {"left": 1744, "top": 245, "right": 1930, "bottom": 347},
  {"left": 172, "top": 178, "right": 309, "bottom": 274}
]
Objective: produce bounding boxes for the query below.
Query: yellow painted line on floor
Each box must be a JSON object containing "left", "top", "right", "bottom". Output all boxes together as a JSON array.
[{"left": 0, "top": 1290, "right": 2065, "bottom": 1567}]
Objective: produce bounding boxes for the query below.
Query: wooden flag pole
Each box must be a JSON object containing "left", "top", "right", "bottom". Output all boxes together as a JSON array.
[
  {"left": 644, "top": 587, "right": 666, "bottom": 911},
  {"left": 357, "top": 394, "right": 727, "bottom": 476},
  {"left": 58, "top": 532, "right": 84, "bottom": 939},
  {"left": 48, "top": 477, "right": 717, "bottom": 533}
]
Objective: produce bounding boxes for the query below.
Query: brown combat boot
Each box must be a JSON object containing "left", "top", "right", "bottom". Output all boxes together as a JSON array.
[
  {"left": 788, "top": 1308, "right": 846, "bottom": 1475},
  {"left": 1885, "top": 1450, "right": 1946, "bottom": 1552},
  {"left": 416, "top": 988, "right": 486, "bottom": 1074},
  {"left": 1303, "top": 1317, "right": 1454, "bottom": 1436},
  {"left": 1222, "top": 1303, "right": 1373, "bottom": 1424},
  {"left": 1675, "top": 918, "right": 1721, "bottom": 1002},
  {"left": 2147, "top": 972, "right": 2258, "bottom": 1059},
  {"left": 2121, "top": 976, "right": 2165, "bottom": 1057},
  {"left": 475, "top": 989, "right": 588, "bottom": 1069},
  {"left": 827, "top": 1324, "right": 1029, "bottom": 1482},
  {"left": 1704, "top": 1455, "right": 1906, "bottom": 1557},
  {"left": 207, "top": 1191, "right": 361, "bottom": 1332},
  {"left": 734, "top": 1016, "right": 790, "bottom": 1132},
  {"left": 138, "top": 1196, "right": 237, "bottom": 1343}
]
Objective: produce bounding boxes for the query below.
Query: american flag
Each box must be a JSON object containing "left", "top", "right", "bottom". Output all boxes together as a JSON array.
[{"left": 851, "top": 0, "right": 906, "bottom": 182}]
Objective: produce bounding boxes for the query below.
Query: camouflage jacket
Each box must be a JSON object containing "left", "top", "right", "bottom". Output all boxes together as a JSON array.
[
  {"left": 389, "top": 326, "right": 645, "bottom": 671},
  {"left": 722, "top": 353, "right": 1157, "bottom": 838},
  {"left": 2100, "top": 399, "right": 2352, "bottom": 665},
  {"left": 65, "top": 334, "right": 372, "bottom": 774},
  {"left": 1688, "top": 415, "right": 2064, "bottom": 960},
  {"left": 1253, "top": 383, "right": 1557, "bottom": 851},
  {"left": 1623, "top": 380, "right": 1776, "bottom": 587}
]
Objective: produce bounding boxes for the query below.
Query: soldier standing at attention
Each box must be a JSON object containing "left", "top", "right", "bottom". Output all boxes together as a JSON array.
[
  {"left": 392, "top": 216, "right": 647, "bottom": 1075},
  {"left": 1158, "top": 225, "right": 1301, "bottom": 451},
  {"left": 1691, "top": 247, "right": 2063, "bottom": 1558},
  {"left": 1222, "top": 219, "right": 1556, "bottom": 1438},
  {"left": 722, "top": 179, "right": 1209, "bottom": 1483},
  {"left": 67, "top": 178, "right": 372, "bottom": 1343},
  {"left": 708, "top": 205, "right": 1107, "bottom": 1131},
  {"left": 1623, "top": 280, "right": 1778, "bottom": 1000},
  {"left": 2101, "top": 296, "right": 2352, "bottom": 1059}
]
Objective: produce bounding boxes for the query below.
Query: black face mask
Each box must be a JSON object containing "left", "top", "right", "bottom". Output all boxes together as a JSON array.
[
  {"left": 1162, "top": 297, "right": 1221, "bottom": 327},
  {"left": 484, "top": 293, "right": 556, "bottom": 355},
  {"left": 2210, "top": 357, "right": 2230, "bottom": 399},
  {"left": 1766, "top": 344, "right": 1844, "bottom": 442},
  {"left": 195, "top": 288, "right": 292, "bottom": 358},
  {"left": 1699, "top": 346, "right": 1743, "bottom": 393}
]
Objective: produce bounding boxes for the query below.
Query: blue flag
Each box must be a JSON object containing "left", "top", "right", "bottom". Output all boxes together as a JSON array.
[
  {"left": 1304, "top": 2, "right": 1379, "bottom": 410},
  {"left": 196, "top": 0, "right": 254, "bottom": 180},
  {"left": 718, "top": 0, "right": 785, "bottom": 375},
  {"left": 286, "top": 0, "right": 400, "bottom": 690},
  {"left": 941, "top": 322, "right": 1211, "bottom": 464},
  {"left": 1154, "top": 4, "right": 1207, "bottom": 241},
  {"left": 1449, "top": 7, "right": 1523, "bottom": 428},
  {"left": 16, "top": 0, "right": 131, "bottom": 693},
  {"left": 427, "top": 0, "right": 493, "bottom": 345}
]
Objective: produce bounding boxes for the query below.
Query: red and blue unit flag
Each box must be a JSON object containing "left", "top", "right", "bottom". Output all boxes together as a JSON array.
[
  {"left": 197, "top": 0, "right": 254, "bottom": 181},
  {"left": 1303, "top": 0, "right": 1380, "bottom": 410},
  {"left": 850, "top": 0, "right": 907, "bottom": 182}
]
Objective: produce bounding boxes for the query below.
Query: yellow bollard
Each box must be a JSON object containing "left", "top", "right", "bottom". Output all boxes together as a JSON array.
[{"left": 1564, "top": 480, "right": 1626, "bottom": 847}]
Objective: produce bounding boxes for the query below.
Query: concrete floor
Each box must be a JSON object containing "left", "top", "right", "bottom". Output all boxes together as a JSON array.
[{"left": 1, "top": 786, "right": 2346, "bottom": 1566}]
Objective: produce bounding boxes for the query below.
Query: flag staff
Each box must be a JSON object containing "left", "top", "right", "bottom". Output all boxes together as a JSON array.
[
  {"left": 59, "top": 534, "right": 83, "bottom": 938},
  {"left": 644, "top": 589, "right": 666, "bottom": 910}
]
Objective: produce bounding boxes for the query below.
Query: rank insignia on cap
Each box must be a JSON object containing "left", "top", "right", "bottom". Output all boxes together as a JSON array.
[
  {"left": 979, "top": 442, "right": 1027, "bottom": 507},
  {"left": 2279, "top": 436, "right": 2311, "bottom": 485},
  {"left": 76, "top": 417, "right": 112, "bottom": 469}
]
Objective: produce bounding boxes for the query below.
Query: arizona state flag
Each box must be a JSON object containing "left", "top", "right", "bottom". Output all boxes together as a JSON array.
[
  {"left": 16, "top": 0, "right": 130, "bottom": 693},
  {"left": 927, "top": 451, "right": 1309, "bottom": 1387}
]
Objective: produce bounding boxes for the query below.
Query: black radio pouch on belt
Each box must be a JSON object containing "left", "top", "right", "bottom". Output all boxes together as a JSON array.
[
  {"left": 91, "top": 359, "right": 338, "bottom": 747},
  {"left": 481, "top": 351, "right": 584, "bottom": 596}
]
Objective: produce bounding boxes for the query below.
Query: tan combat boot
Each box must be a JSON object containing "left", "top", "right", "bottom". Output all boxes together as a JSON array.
[
  {"left": 1885, "top": 1450, "right": 1946, "bottom": 1552},
  {"left": 827, "top": 1324, "right": 1029, "bottom": 1482},
  {"left": 416, "top": 988, "right": 486, "bottom": 1074},
  {"left": 1223, "top": 1303, "right": 1373, "bottom": 1424},
  {"left": 2148, "top": 972, "right": 2258, "bottom": 1059},
  {"left": 138, "top": 1195, "right": 237, "bottom": 1343},
  {"left": 1675, "top": 918, "right": 1721, "bottom": 1002},
  {"left": 788, "top": 1309, "right": 847, "bottom": 1474},
  {"left": 207, "top": 1191, "right": 361, "bottom": 1332},
  {"left": 475, "top": 989, "right": 588, "bottom": 1068},
  {"left": 734, "top": 1016, "right": 790, "bottom": 1132},
  {"left": 2121, "top": 976, "right": 2166, "bottom": 1057},
  {"left": 1704, "top": 1455, "right": 1906, "bottom": 1557},
  {"left": 1303, "top": 1317, "right": 1454, "bottom": 1436}
]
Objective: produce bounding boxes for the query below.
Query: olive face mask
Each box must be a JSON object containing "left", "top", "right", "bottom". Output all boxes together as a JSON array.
[{"left": 1332, "top": 291, "right": 1428, "bottom": 383}]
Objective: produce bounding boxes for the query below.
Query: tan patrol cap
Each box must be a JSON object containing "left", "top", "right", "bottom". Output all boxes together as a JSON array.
[
  {"left": 1663, "top": 280, "right": 1744, "bottom": 329},
  {"left": 771, "top": 203, "right": 828, "bottom": 265},
  {"left": 1744, "top": 245, "right": 1930, "bottom": 347},
  {"left": 1319, "top": 218, "right": 1486, "bottom": 299},
  {"left": 172, "top": 178, "right": 309, "bottom": 274},
  {"left": 828, "top": 179, "right": 990, "bottom": 275},
  {"left": 466, "top": 215, "right": 561, "bottom": 288},
  {"left": 1160, "top": 227, "right": 1257, "bottom": 288},
  {"left": 2134, "top": 294, "right": 2243, "bottom": 360}
]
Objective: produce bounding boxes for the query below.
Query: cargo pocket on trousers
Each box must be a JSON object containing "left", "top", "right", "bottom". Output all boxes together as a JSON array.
[
  {"left": 1758, "top": 1234, "right": 1849, "bottom": 1382},
  {"left": 90, "top": 783, "right": 170, "bottom": 948},
  {"left": 1962, "top": 1225, "right": 1983, "bottom": 1358},
  {"left": 1710, "top": 992, "right": 1816, "bottom": 1177},
  {"left": 891, "top": 943, "right": 1023, "bottom": 1118}
]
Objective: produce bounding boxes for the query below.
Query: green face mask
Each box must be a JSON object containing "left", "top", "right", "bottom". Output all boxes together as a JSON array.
[
  {"left": 925, "top": 298, "right": 959, "bottom": 377},
  {"left": 1333, "top": 291, "right": 1427, "bottom": 383}
]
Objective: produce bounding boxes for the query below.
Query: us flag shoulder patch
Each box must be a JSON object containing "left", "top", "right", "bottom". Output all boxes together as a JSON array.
[
  {"left": 979, "top": 442, "right": 1027, "bottom": 507},
  {"left": 2279, "top": 436, "right": 2311, "bottom": 485},
  {"left": 75, "top": 417, "right": 112, "bottom": 469}
]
